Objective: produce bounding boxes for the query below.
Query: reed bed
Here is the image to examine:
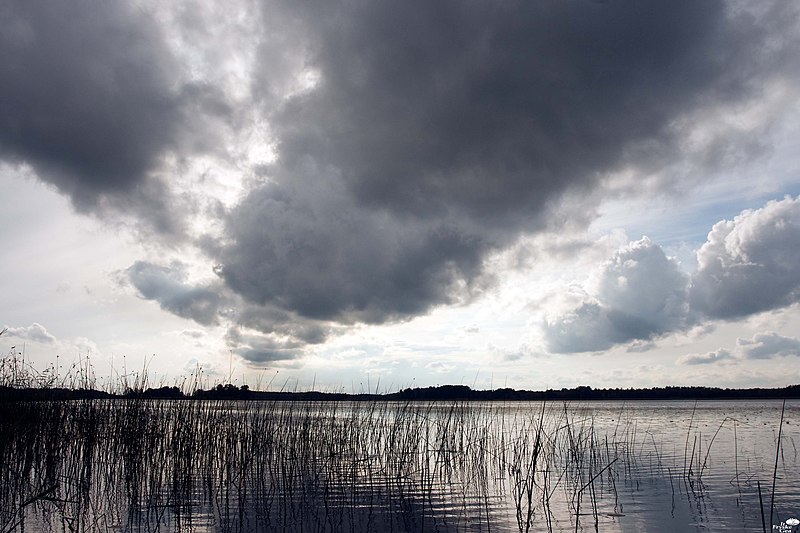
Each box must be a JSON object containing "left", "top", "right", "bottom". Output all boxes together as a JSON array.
[{"left": 0, "top": 398, "right": 793, "bottom": 532}]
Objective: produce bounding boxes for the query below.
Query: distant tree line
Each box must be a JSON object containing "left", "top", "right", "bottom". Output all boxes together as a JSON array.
[
  {"left": 385, "top": 384, "right": 800, "bottom": 401},
  {"left": 2, "top": 383, "right": 800, "bottom": 402}
]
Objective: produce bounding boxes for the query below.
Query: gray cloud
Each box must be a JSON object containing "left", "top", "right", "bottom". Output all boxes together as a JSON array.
[
  {"left": 690, "top": 196, "right": 800, "bottom": 319},
  {"left": 736, "top": 332, "right": 800, "bottom": 359},
  {"left": 0, "top": 2, "right": 232, "bottom": 235},
  {"left": 266, "top": 0, "right": 783, "bottom": 220},
  {"left": 0, "top": 2, "right": 175, "bottom": 202},
  {"left": 676, "top": 332, "right": 800, "bottom": 365},
  {"left": 218, "top": 176, "right": 489, "bottom": 323},
  {"left": 544, "top": 238, "right": 689, "bottom": 353},
  {"left": 626, "top": 340, "right": 657, "bottom": 353},
  {"left": 127, "top": 261, "right": 224, "bottom": 326},
  {"left": 676, "top": 348, "right": 733, "bottom": 366},
  {"left": 234, "top": 304, "right": 333, "bottom": 345},
  {"left": 127, "top": 260, "right": 334, "bottom": 364},
  {"left": 224, "top": 327, "right": 304, "bottom": 364}
]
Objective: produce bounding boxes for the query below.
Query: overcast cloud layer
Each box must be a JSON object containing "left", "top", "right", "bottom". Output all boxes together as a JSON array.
[
  {"left": 2, "top": 0, "right": 800, "bottom": 367},
  {"left": 215, "top": 0, "right": 800, "bottom": 343}
]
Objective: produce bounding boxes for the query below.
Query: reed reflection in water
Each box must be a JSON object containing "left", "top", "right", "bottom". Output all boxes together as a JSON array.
[{"left": 1, "top": 399, "right": 798, "bottom": 532}]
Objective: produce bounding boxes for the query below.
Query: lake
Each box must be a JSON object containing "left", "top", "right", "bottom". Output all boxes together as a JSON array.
[{"left": 0, "top": 399, "right": 797, "bottom": 532}]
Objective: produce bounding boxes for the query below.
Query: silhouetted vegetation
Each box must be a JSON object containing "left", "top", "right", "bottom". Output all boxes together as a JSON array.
[
  {"left": 3, "top": 382, "right": 800, "bottom": 402},
  {"left": 2, "top": 344, "right": 797, "bottom": 530},
  {"left": 1, "top": 395, "right": 795, "bottom": 532},
  {"left": 3, "top": 343, "right": 798, "bottom": 402}
]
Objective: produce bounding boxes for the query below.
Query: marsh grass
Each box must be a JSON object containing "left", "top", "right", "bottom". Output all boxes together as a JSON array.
[
  {"left": 0, "top": 399, "right": 621, "bottom": 532},
  {"left": 0, "top": 384, "right": 795, "bottom": 532}
]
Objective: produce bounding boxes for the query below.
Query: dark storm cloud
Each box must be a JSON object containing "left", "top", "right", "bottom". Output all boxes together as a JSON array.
[
  {"left": 218, "top": 176, "right": 488, "bottom": 323},
  {"left": 0, "top": 2, "right": 174, "bottom": 201},
  {"left": 265, "top": 0, "right": 773, "bottom": 219},
  {"left": 0, "top": 1, "right": 229, "bottom": 234},
  {"left": 127, "top": 261, "right": 224, "bottom": 326},
  {"left": 214, "top": 0, "right": 798, "bottom": 326}
]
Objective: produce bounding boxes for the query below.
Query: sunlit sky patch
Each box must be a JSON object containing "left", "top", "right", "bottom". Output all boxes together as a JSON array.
[{"left": 2, "top": 0, "right": 800, "bottom": 390}]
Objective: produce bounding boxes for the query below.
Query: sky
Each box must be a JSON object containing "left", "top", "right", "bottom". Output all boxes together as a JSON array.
[{"left": 2, "top": 0, "right": 800, "bottom": 392}]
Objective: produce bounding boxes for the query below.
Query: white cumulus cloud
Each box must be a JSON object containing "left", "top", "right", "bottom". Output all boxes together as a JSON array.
[
  {"left": 690, "top": 196, "right": 800, "bottom": 319},
  {"left": 3, "top": 323, "right": 57, "bottom": 344},
  {"left": 545, "top": 196, "right": 800, "bottom": 354},
  {"left": 544, "top": 238, "right": 688, "bottom": 353}
]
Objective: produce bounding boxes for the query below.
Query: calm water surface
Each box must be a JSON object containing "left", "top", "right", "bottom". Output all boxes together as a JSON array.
[{"left": 1, "top": 400, "right": 797, "bottom": 532}]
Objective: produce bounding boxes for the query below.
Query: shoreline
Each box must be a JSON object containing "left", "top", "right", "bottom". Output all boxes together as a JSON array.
[{"left": 2, "top": 383, "right": 799, "bottom": 402}]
